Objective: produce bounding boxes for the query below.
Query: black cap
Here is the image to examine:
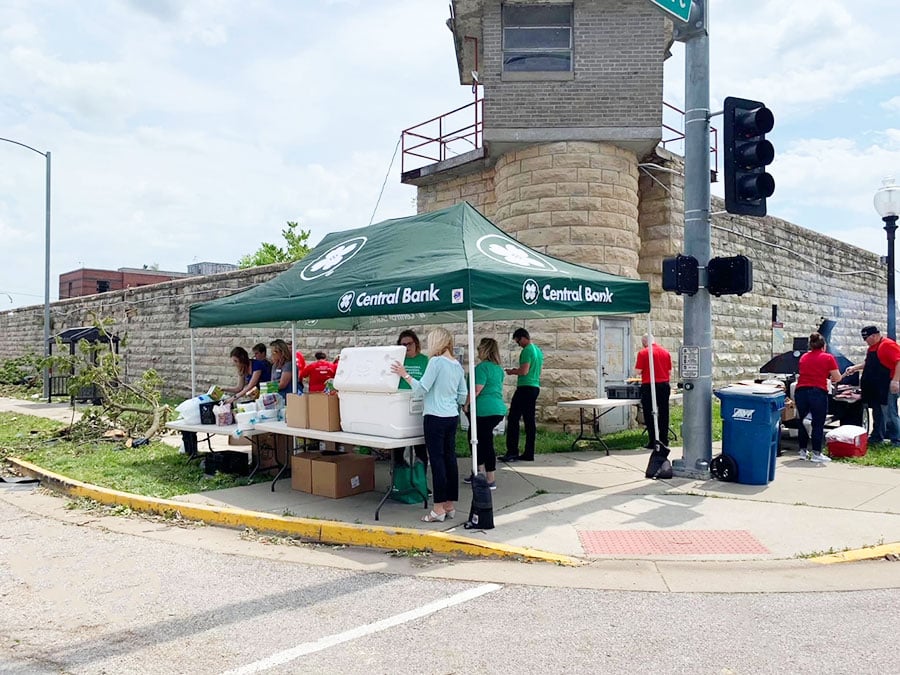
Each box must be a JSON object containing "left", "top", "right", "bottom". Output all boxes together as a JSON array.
[{"left": 861, "top": 325, "right": 880, "bottom": 338}]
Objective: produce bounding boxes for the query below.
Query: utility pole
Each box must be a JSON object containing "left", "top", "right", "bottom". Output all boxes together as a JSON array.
[{"left": 672, "top": 0, "right": 712, "bottom": 478}]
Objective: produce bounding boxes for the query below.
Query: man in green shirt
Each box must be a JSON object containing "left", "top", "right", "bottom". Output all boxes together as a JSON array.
[{"left": 501, "top": 327, "right": 543, "bottom": 462}]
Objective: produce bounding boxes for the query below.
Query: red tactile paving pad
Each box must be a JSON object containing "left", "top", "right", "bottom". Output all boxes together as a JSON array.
[{"left": 578, "top": 529, "right": 769, "bottom": 555}]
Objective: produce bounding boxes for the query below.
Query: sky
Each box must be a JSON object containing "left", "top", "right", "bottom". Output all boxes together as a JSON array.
[{"left": 1, "top": 0, "right": 900, "bottom": 309}]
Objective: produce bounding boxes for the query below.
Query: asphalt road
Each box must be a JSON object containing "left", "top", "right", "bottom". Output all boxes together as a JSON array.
[{"left": 1, "top": 485, "right": 898, "bottom": 675}]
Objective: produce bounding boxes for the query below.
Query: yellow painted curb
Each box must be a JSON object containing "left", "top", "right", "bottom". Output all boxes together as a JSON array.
[
  {"left": 8, "top": 458, "right": 580, "bottom": 566},
  {"left": 809, "top": 542, "right": 900, "bottom": 565}
]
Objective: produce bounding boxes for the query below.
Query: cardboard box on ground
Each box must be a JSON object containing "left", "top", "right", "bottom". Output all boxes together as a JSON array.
[{"left": 290, "top": 451, "right": 374, "bottom": 498}]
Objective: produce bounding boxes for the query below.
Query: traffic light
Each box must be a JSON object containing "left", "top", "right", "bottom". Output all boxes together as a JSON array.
[
  {"left": 723, "top": 96, "right": 775, "bottom": 217},
  {"left": 707, "top": 255, "right": 752, "bottom": 296},
  {"left": 662, "top": 254, "right": 699, "bottom": 295}
]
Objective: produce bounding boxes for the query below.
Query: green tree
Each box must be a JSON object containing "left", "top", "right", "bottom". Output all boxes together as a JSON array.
[{"left": 238, "top": 220, "right": 312, "bottom": 268}]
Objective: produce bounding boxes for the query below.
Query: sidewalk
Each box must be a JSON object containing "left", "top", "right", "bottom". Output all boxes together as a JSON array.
[{"left": 3, "top": 397, "right": 900, "bottom": 586}]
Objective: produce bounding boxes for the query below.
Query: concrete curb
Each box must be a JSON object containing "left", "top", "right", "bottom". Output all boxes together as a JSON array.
[
  {"left": 8, "top": 458, "right": 580, "bottom": 566},
  {"left": 809, "top": 543, "right": 900, "bottom": 564}
]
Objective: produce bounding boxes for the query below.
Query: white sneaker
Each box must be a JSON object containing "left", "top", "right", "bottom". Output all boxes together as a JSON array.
[
  {"left": 811, "top": 453, "right": 832, "bottom": 463},
  {"left": 798, "top": 449, "right": 809, "bottom": 460}
]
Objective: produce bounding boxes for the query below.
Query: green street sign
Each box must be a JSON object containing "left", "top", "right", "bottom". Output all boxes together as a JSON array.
[{"left": 646, "top": 0, "right": 691, "bottom": 23}]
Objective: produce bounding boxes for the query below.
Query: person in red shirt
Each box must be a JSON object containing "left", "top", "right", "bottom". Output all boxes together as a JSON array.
[
  {"left": 301, "top": 352, "right": 337, "bottom": 393},
  {"left": 844, "top": 325, "right": 900, "bottom": 446},
  {"left": 634, "top": 334, "right": 673, "bottom": 449},
  {"left": 795, "top": 332, "right": 842, "bottom": 462}
]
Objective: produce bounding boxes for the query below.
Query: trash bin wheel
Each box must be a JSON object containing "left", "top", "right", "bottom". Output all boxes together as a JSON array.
[{"left": 710, "top": 453, "right": 738, "bottom": 482}]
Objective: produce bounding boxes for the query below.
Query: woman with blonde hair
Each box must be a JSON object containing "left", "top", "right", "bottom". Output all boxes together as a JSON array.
[
  {"left": 463, "top": 337, "right": 507, "bottom": 489},
  {"left": 391, "top": 327, "right": 467, "bottom": 522},
  {"left": 269, "top": 339, "right": 296, "bottom": 397}
]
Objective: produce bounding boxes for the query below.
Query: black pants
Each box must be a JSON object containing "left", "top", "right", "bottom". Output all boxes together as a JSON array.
[
  {"left": 423, "top": 414, "right": 459, "bottom": 504},
  {"left": 474, "top": 414, "right": 504, "bottom": 472},
  {"left": 506, "top": 386, "right": 540, "bottom": 460},
  {"left": 640, "top": 382, "right": 671, "bottom": 447},
  {"left": 794, "top": 386, "right": 828, "bottom": 454}
]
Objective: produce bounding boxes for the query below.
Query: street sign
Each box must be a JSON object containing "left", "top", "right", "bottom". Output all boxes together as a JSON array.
[{"left": 646, "top": 0, "right": 691, "bottom": 23}]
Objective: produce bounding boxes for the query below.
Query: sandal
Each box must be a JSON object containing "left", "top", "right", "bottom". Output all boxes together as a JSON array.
[
  {"left": 421, "top": 510, "right": 446, "bottom": 522},
  {"left": 444, "top": 509, "right": 456, "bottom": 519}
]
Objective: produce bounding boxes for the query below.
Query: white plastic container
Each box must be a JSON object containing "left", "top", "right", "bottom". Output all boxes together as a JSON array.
[
  {"left": 333, "top": 346, "right": 405, "bottom": 393},
  {"left": 338, "top": 390, "right": 424, "bottom": 438},
  {"left": 334, "top": 346, "right": 423, "bottom": 438}
]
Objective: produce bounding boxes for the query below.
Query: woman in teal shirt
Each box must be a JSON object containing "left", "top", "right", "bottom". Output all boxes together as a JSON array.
[
  {"left": 463, "top": 337, "right": 507, "bottom": 489},
  {"left": 392, "top": 327, "right": 467, "bottom": 523}
]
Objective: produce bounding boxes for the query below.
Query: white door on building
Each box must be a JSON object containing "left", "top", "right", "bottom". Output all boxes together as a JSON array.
[{"left": 598, "top": 319, "right": 633, "bottom": 434}]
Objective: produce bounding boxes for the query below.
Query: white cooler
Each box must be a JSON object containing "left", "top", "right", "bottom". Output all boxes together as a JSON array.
[{"left": 334, "top": 346, "right": 425, "bottom": 438}]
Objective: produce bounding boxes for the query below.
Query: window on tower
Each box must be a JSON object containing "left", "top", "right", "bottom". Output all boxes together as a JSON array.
[{"left": 502, "top": 4, "right": 573, "bottom": 73}]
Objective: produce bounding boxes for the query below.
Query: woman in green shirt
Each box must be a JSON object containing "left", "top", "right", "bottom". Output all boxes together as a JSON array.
[
  {"left": 394, "top": 329, "right": 429, "bottom": 468},
  {"left": 463, "top": 337, "right": 507, "bottom": 489}
]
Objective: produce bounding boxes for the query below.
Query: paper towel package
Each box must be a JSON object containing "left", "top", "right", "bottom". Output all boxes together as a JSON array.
[{"left": 334, "top": 346, "right": 424, "bottom": 438}]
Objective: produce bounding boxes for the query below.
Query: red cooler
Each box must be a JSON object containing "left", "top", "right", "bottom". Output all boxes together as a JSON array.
[{"left": 825, "top": 425, "right": 868, "bottom": 457}]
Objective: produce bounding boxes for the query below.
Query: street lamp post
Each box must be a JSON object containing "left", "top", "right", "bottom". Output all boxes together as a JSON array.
[
  {"left": 875, "top": 177, "right": 900, "bottom": 341},
  {"left": 0, "top": 137, "right": 51, "bottom": 400}
]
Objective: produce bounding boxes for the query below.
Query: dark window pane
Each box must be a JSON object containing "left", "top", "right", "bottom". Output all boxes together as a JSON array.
[
  {"left": 504, "top": 27, "right": 571, "bottom": 50},
  {"left": 503, "top": 4, "right": 572, "bottom": 27},
  {"left": 503, "top": 51, "right": 572, "bottom": 72}
]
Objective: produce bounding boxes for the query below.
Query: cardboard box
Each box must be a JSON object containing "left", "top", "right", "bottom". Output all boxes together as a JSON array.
[
  {"left": 228, "top": 434, "right": 252, "bottom": 446},
  {"left": 252, "top": 432, "right": 293, "bottom": 472},
  {"left": 311, "top": 453, "right": 375, "bottom": 498},
  {"left": 320, "top": 441, "right": 357, "bottom": 453},
  {"left": 285, "top": 393, "right": 309, "bottom": 428},
  {"left": 308, "top": 393, "right": 341, "bottom": 431},
  {"left": 781, "top": 398, "right": 797, "bottom": 422},
  {"left": 290, "top": 451, "right": 322, "bottom": 493}
]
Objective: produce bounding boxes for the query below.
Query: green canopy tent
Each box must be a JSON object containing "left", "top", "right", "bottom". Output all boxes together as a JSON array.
[{"left": 189, "top": 202, "right": 650, "bottom": 471}]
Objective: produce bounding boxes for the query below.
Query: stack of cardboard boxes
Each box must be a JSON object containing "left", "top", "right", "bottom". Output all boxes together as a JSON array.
[{"left": 285, "top": 392, "right": 375, "bottom": 498}]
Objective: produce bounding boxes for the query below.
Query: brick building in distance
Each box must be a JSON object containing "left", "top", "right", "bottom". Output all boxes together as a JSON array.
[{"left": 58, "top": 262, "right": 236, "bottom": 299}]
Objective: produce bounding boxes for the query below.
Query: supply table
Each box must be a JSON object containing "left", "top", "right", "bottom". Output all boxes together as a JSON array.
[
  {"left": 558, "top": 393, "right": 683, "bottom": 454},
  {"left": 253, "top": 420, "right": 427, "bottom": 520},
  {"left": 165, "top": 421, "right": 272, "bottom": 477}
]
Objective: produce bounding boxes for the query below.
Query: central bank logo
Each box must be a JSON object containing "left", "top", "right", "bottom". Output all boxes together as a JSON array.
[
  {"left": 338, "top": 291, "right": 355, "bottom": 313},
  {"left": 300, "top": 236, "right": 367, "bottom": 280},
  {"left": 522, "top": 279, "right": 539, "bottom": 305},
  {"left": 476, "top": 235, "right": 558, "bottom": 272}
]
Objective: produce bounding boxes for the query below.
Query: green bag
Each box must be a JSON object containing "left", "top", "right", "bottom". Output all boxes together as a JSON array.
[{"left": 390, "top": 460, "right": 428, "bottom": 504}]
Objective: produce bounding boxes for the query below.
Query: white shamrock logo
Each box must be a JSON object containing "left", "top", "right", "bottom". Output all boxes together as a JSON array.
[
  {"left": 488, "top": 243, "right": 545, "bottom": 267},
  {"left": 476, "top": 234, "right": 558, "bottom": 272},
  {"left": 300, "top": 236, "right": 367, "bottom": 280},
  {"left": 522, "top": 279, "right": 539, "bottom": 305},
  {"left": 338, "top": 291, "right": 355, "bottom": 313},
  {"left": 311, "top": 243, "right": 358, "bottom": 274}
]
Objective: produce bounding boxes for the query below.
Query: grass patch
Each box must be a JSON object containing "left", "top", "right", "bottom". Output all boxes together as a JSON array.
[
  {"left": 0, "top": 411, "right": 270, "bottom": 499},
  {"left": 838, "top": 442, "right": 900, "bottom": 469}
]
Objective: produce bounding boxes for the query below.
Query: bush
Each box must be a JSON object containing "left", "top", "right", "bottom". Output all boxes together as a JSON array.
[{"left": 0, "top": 354, "right": 40, "bottom": 386}]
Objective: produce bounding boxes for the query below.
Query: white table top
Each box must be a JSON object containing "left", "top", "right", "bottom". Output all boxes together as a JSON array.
[
  {"left": 253, "top": 420, "right": 424, "bottom": 450},
  {"left": 165, "top": 420, "right": 263, "bottom": 437},
  {"left": 557, "top": 397, "right": 640, "bottom": 409},
  {"left": 558, "top": 393, "right": 683, "bottom": 409}
]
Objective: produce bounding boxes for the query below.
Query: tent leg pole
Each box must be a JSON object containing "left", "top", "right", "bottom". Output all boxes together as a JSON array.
[
  {"left": 291, "top": 323, "right": 297, "bottom": 393},
  {"left": 190, "top": 329, "right": 196, "bottom": 398},
  {"left": 467, "top": 310, "right": 478, "bottom": 475}
]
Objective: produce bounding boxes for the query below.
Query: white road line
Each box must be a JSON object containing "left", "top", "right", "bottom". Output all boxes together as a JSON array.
[{"left": 220, "top": 583, "right": 502, "bottom": 675}]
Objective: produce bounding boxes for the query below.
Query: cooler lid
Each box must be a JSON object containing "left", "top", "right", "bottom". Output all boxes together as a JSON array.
[{"left": 333, "top": 346, "right": 406, "bottom": 393}]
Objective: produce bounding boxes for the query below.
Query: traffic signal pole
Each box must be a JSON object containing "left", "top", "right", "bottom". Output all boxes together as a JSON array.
[{"left": 673, "top": 0, "right": 713, "bottom": 478}]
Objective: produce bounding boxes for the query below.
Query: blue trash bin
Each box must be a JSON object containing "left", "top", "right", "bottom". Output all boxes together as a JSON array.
[{"left": 714, "top": 385, "right": 785, "bottom": 485}]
